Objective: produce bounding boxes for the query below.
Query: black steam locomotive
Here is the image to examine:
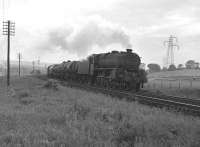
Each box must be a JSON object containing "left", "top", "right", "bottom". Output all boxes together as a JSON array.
[{"left": 47, "top": 49, "right": 147, "bottom": 91}]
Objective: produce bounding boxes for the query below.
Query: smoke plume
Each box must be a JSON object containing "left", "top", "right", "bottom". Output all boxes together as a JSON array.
[{"left": 37, "top": 20, "right": 132, "bottom": 56}]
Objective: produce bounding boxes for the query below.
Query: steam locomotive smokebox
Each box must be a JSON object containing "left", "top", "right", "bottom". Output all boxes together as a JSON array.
[{"left": 96, "top": 49, "right": 141, "bottom": 70}]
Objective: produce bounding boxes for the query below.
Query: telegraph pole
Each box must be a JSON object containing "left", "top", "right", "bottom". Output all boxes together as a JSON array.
[
  {"left": 37, "top": 57, "right": 40, "bottom": 71},
  {"left": 37, "top": 57, "right": 40, "bottom": 66},
  {"left": 32, "top": 61, "right": 35, "bottom": 73},
  {"left": 18, "top": 53, "right": 21, "bottom": 77},
  {"left": 3, "top": 20, "right": 15, "bottom": 86}
]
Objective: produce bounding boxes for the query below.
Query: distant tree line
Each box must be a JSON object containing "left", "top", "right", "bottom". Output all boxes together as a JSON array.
[
  {"left": 147, "top": 60, "right": 200, "bottom": 73},
  {"left": 185, "top": 60, "right": 199, "bottom": 69},
  {"left": 147, "top": 64, "right": 161, "bottom": 73}
]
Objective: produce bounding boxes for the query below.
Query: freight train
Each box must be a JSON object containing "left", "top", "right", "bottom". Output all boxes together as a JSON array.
[{"left": 47, "top": 49, "right": 147, "bottom": 91}]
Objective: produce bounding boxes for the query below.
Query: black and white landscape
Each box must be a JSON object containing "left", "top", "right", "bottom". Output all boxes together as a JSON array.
[{"left": 0, "top": 0, "right": 200, "bottom": 147}]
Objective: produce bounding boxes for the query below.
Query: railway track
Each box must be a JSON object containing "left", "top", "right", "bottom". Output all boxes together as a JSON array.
[
  {"left": 38, "top": 75, "right": 200, "bottom": 117},
  {"left": 59, "top": 80, "right": 200, "bottom": 116},
  {"left": 135, "top": 91, "right": 200, "bottom": 116}
]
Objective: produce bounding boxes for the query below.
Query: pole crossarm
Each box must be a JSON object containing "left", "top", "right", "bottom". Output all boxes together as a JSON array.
[{"left": 3, "top": 20, "right": 15, "bottom": 36}]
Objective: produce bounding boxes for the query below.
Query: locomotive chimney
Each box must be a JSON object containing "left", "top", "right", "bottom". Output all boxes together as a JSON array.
[{"left": 126, "top": 49, "right": 132, "bottom": 53}]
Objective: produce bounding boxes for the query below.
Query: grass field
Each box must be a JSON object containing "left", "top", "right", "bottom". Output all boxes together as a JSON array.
[
  {"left": 148, "top": 69, "right": 200, "bottom": 80},
  {"left": 146, "top": 69, "right": 200, "bottom": 99},
  {"left": 0, "top": 76, "right": 200, "bottom": 146}
]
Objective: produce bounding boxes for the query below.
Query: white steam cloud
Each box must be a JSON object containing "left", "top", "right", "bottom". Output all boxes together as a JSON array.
[{"left": 37, "top": 19, "right": 132, "bottom": 56}]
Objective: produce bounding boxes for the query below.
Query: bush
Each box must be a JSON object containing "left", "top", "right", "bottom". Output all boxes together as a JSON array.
[
  {"left": 147, "top": 64, "right": 161, "bottom": 73},
  {"left": 168, "top": 64, "right": 176, "bottom": 71},
  {"left": 43, "top": 80, "right": 59, "bottom": 90},
  {"left": 30, "top": 70, "right": 41, "bottom": 75},
  {"left": 18, "top": 91, "right": 29, "bottom": 98}
]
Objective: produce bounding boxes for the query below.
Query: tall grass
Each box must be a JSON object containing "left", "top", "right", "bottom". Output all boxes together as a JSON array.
[{"left": 0, "top": 76, "right": 199, "bottom": 146}]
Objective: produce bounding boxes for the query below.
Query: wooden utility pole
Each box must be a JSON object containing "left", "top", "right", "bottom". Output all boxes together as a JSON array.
[
  {"left": 18, "top": 53, "right": 21, "bottom": 77},
  {"left": 32, "top": 61, "right": 35, "bottom": 73},
  {"left": 37, "top": 57, "right": 40, "bottom": 71},
  {"left": 3, "top": 20, "right": 15, "bottom": 86}
]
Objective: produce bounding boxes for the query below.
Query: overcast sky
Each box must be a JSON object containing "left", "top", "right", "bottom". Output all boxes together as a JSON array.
[{"left": 0, "top": 0, "right": 200, "bottom": 67}]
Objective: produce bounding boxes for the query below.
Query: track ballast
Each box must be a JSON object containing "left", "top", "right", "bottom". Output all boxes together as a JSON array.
[{"left": 43, "top": 75, "right": 200, "bottom": 117}]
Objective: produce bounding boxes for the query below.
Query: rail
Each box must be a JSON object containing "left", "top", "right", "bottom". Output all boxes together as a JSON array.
[{"left": 45, "top": 77, "right": 200, "bottom": 117}]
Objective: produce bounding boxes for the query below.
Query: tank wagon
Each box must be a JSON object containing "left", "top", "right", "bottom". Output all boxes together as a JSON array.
[{"left": 47, "top": 49, "right": 147, "bottom": 91}]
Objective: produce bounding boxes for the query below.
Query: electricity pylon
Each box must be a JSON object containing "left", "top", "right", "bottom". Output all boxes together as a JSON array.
[{"left": 163, "top": 35, "right": 179, "bottom": 67}]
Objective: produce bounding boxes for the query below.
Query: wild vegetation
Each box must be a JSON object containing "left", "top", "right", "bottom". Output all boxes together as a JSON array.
[
  {"left": 147, "top": 59, "right": 199, "bottom": 73},
  {"left": 148, "top": 69, "right": 200, "bottom": 79},
  {"left": 146, "top": 69, "right": 200, "bottom": 98},
  {"left": 0, "top": 76, "right": 199, "bottom": 146}
]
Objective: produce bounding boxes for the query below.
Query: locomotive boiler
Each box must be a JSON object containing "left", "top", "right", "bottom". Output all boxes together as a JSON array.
[{"left": 47, "top": 49, "right": 146, "bottom": 91}]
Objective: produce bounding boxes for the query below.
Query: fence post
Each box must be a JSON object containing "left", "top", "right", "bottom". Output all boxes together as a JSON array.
[
  {"left": 169, "top": 81, "right": 172, "bottom": 88},
  {"left": 153, "top": 82, "right": 156, "bottom": 88},
  {"left": 161, "top": 79, "right": 163, "bottom": 88},
  {"left": 190, "top": 80, "right": 192, "bottom": 88},
  {"left": 178, "top": 80, "right": 181, "bottom": 89}
]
